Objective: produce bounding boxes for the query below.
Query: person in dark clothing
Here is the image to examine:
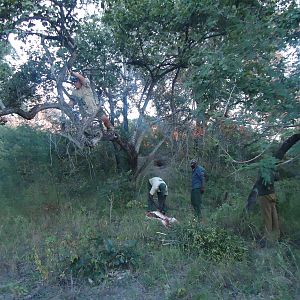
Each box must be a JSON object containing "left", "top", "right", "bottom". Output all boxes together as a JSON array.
[
  {"left": 190, "top": 159, "right": 205, "bottom": 219},
  {"left": 255, "top": 170, "right": 280, "bottom": 243}
]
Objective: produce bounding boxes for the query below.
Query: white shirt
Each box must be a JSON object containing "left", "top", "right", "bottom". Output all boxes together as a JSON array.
[{"left": 149, "top": 177, "right": 168, "bottom": 196}]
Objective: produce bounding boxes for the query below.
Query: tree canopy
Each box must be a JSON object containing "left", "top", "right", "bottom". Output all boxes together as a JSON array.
[{"left": 0, "top": 0, "right": 299, "bottom": 174}]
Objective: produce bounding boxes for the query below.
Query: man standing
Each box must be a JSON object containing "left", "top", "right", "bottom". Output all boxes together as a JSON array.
[
  {"left": 190, "top": 159, "right": 205, "bottom": 219},
  {"left": 148, "top": 177, "right": 168, "bottom": 214}
]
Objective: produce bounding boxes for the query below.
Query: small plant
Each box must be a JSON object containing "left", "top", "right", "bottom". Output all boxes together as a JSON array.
[
  {"left": 32, "top": 246, "right": 49, "bottom": 280},
  {"left": 174, "top": 221, "right": 248, "bottom": 262},
  {"left": 0, "top": 282, "right": 29, "bottom": 298},
  {"left": 68, "top": 238, "right": 138, "bottom": 282},
  {"left": 30, "top": 230, "right": 139, "bottom": 284},
  {"left": 125, "top": 199, "right": 144, "bottom": 209}
]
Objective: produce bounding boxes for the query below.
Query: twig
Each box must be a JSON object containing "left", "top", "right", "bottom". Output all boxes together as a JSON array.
[
  {"left": 109, "top": 194, "right": 114, "bottom": 224},
  {"left": 277, "top": 153, "right": 300, "bottom": 166},
  {"left": 49, "top": 133, "right": 53, "bottom": 166}
]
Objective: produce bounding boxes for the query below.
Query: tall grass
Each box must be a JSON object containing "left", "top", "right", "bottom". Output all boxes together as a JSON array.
[{"left": 0, "top": 126, "right": 299, "bottom": 299}]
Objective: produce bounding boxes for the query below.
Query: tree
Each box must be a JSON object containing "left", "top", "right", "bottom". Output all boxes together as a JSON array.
[{"left": 0, "top": 0, "right": 299, "bottom": 177}]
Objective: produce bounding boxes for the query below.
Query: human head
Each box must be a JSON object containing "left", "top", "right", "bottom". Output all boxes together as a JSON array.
[
  {"left": 190, "top": 158, "right": 197, "bottom": 169},
  {"left": 71, "top": 76, "right": 82, "bottom": 89},
  {"left": 159, "top": 183, "right": 167, "bottom": 194}
]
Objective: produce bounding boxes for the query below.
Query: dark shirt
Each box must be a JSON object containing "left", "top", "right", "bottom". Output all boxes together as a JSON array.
[
  {"left": 256, "top": 171, "right": 278, "bottom": 196},
  {"left": 192, "top": 165, "right": 205, "bottom": 190}
]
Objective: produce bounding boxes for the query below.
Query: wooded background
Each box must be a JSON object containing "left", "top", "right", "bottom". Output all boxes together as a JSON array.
[{"left": 0, "top": 1, "right": 299, "bottom": 299}]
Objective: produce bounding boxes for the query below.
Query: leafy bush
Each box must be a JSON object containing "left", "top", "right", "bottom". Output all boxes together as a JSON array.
[
  {"left": 125, "top": 199, "right": 144, "bottom": 209},
  {"left": 68, "top": 238, "right": 138, "bottom": 282},
  {"left": 31, "top": 232, "right": 139, "bottom": 283},
  {"left": 174, "top": 221, "right": 248, "bottom": 262}
]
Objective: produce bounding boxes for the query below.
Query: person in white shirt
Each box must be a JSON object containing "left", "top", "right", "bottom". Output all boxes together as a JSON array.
[{"left": 148, "top": 177, "right": 168, "bottom": 214}]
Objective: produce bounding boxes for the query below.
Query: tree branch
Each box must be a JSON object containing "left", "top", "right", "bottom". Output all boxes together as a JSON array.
[{"left": 0, "top": 103, "right": 62, "bottom": 119}]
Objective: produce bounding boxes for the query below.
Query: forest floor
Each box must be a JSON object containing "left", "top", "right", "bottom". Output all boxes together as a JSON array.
[
  {"left": 1, "top": 158, "right": 300, "bottom": 299},
  {"left": 1, "top": 202, "right": 300, "bottom": 300}
]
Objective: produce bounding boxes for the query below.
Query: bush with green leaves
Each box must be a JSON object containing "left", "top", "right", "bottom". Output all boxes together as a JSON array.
[
  {"left": 174, "top": 221, "right": 248, "bottom": 262},
  {"left": 68, "top": 238, "right": 138, "bottom": 282},
  {"left": 31, "top": 231, "right": 139, "bottom": 283}
]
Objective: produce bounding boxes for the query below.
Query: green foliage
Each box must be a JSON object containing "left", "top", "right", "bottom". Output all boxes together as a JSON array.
[
  {"left": 0, "top": 126, "right": 52, "bottom": 204},
  {"left": 0, "top": 0, "right": 81, "bottom": 40},
  {"left": 210, "top": 196, "right": 262, "bottom": 239},
  {"left": 0, "top": 1, "right": 299, "bottom": 298},
  {"left": 174, "top": 221, "right": 248, "bottom": 262},
  {"left": 0, "top": 41, "right": 12, "bottom": 91},
  {"left": 183, "top": 243, "right": 300, "bottom": 300},
  {"left": 233, "top": 153, "right": 279, "bottom": 184},
  {"left": 68, "top": 238, "right": 138, "bottom": 282},
  {"left": 258, "top": 156, "right": 278, "bottom": 185},
  {"left": 0, "top": 165, "right": 299, "bottom": 299},
  {"left": 0, "top": 126, "right": 120, "bottom": 215},
  {"left": 125, "top": 199, "right": 144, "bottom": 209},
  {"left": 0, "top": 282, "right": 28, "bottom": 298},
  {"left": 277, "top": 178, "right": 300, "bottom": 240},
  {"left": 98, "top": 171, "right": 136, "bottom": 208},
  {"left": 1, "top": 54, "right": 53, "bottom": 108},
  {"left": 103, "top": 0, "right": 299, "bottom": 132},
  {"left": 31, "top": 231, "right": 139, "bottom": 283}
]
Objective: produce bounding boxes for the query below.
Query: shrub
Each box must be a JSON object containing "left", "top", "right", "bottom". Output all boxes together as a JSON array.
[
  {"left": 173, "top": 221, "right": 248, "bottom": 262},
  {"left": 31, "top": 232, "right": 139, "bottom": 284},
  {"left": 68, "top": 238, "right": 138, "bottom": 282}
]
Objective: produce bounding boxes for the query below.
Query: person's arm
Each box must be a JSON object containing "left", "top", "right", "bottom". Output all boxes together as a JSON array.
[
  {"left": 150, "top": 178, "right": 160, "bottom": 196},
  {"left": 197, "top": 168, "right": 205, "bottom": 193},
  {"left": 149, "top": 185, "right": 157, "bottom": 196},
  {"left": 148, "top": 184, "right": 155, "bottom": 204},
  {"left": 72, "top": 71, "right": 88, "bottom": 85}
]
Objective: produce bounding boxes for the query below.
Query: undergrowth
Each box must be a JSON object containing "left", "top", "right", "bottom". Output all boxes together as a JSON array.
[{"left": 1, "top": 126, "right": 299, "bottom": 299}]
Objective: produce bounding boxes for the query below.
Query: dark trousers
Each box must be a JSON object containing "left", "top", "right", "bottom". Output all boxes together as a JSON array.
[
  {"left": 191, "top": 188, "right": 202, "bottom": 218},
  {"left": 148, "top": 182, "right": 166, "bottom": 213}
]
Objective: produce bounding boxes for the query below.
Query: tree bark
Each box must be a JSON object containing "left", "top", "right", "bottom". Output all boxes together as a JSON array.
[
  {"left": 0, "top": 103, "right": 65, "bottom": 119},
  {"left": 122, "top": 88, "right": 129, "bottom": 132}
]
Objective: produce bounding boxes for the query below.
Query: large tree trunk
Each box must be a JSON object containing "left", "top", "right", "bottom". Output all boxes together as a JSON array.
[{"left": 246, "top": 133, "right": 300, "bottom": 210}]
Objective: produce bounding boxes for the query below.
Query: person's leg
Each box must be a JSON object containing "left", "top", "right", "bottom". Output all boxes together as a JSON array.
[
  {"left": 147, "top": 182, "right": 157, "bottom": 211},
  {"left": 191, "top": 188, "right": 202, "bottom": 219},
  {"left": 157, "top": 193, "right": 166, "bottom": 214}
]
